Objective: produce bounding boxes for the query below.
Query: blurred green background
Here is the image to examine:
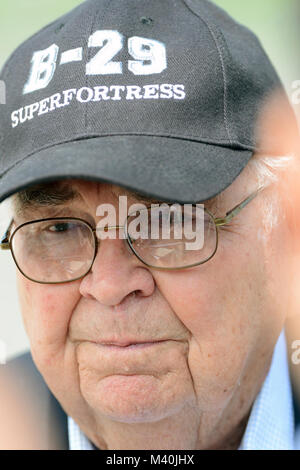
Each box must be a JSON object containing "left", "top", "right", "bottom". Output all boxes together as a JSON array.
[{"left": 0, "top": 0, "right": 299, "bottom": 95}]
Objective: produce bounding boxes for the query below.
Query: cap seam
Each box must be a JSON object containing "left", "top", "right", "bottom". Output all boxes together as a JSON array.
[
  {"left": 182, "top": 0, "right": 232, "bottom": 145},
  {"left": 85, "top": 1, "right": 106, "bottom": 129},
  {"left": 0, "top": 132, "right": 253, "bottom": 181}
]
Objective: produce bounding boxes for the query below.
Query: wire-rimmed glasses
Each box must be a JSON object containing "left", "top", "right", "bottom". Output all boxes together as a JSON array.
[{"left": 0, "top": 188, "right": 262, "bottom": 284}]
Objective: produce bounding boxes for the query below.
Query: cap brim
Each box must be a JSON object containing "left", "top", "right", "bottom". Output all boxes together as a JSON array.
[{"left": 0, "top": 135, "right": 252, "bottom": 204}]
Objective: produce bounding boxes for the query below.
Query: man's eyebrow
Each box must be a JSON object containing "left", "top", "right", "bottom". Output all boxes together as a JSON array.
[
  {"left": 12, "top": 182, "right": 83, "bottom": 217},
  {"left": 12, "top": 182, "right": 222, "bottom": 219},
  {"left": 125, "top": 189, "right": 170, "bottom": 205},
  {"left": 132, "top": 191, "right": 222, "bottom": 212},
  {"left": 125, "top": 189, "right": 220, "bottom": 208}
]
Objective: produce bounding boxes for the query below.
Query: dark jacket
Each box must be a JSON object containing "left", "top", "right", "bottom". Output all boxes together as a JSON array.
[{"left": 6, "top": 352, "right": 68, "bottom": 450}]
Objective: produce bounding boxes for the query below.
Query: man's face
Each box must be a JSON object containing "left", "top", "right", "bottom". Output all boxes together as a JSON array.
[{"left": 12, "top": 168, "right": 291, "bottom": 449}]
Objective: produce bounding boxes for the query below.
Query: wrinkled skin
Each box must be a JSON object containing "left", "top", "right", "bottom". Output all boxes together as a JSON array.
[{"left": 14, "top": 166, "right": 292, "bottom": 450}]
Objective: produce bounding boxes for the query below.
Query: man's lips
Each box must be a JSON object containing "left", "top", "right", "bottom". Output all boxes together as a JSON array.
[
  {"left": 75, "top": 338, "right": 185, "bottom": 375},
  {"left": 91, "top": 339, "right": 167, "bottom": 349}
]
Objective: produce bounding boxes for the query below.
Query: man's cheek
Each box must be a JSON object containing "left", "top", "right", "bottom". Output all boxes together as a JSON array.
[
  {"left": 187, "top": 336, "right": 250, "bottom": 411},
  {"left": 154, "top": 270, "right": 236, "bottom": 339},
  {"left": 17, "top": 273, "right": 81, "bottom": 347}
]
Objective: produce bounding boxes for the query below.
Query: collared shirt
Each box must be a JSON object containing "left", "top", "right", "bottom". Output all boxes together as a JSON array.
[
  {"left": 68, "top": 330, "right": 296, "bottom": 450},
  {"left": 239, "top": 330, "right": 294, "bottom": 450},
  {"left": 68, "top": 417, "right": 95, "bottom": 450}
]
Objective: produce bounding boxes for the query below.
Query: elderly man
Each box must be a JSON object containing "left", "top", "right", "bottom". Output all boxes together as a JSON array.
[{"left": 0, "top": 0, "right": 298, "bottom": 450}]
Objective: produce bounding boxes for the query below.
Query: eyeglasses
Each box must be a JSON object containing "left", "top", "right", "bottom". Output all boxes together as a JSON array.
[{"left": 0, "top": 187, "right": 263, "bottom": 284}]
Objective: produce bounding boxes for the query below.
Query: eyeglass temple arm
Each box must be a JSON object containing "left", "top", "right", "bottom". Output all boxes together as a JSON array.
[
  {"left": 0, "top": 189, "right": 264, "bottom": 247},
  {"left": 0, "top": 219, "right": 13, "bottom": 250},
  {"left": 214, "top": 186, "right": 264, "bottom": 227}
]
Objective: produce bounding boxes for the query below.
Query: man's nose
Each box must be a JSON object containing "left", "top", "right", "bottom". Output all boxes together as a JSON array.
[{"left": 79, "top": 236, "right": 155, "bottom": 306}]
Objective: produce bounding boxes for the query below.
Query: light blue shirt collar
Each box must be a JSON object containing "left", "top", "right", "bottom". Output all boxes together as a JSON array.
[
  {"left": 68, "top": 330, "right": 295, "bottom": 450},
  {"left": 239, "top": 330, "right": 294, "bottom": 450}
]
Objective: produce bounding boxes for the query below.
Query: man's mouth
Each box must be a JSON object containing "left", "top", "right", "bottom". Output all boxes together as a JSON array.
[{"left": 94, "top": 339, "right": 167, "bottom": 349}]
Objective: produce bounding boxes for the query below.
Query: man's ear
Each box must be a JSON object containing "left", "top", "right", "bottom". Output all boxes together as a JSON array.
[
  {"left": 283, "top": 155, "right": 300, "bottom": 322},
  {"left": 256, "top": 90, "right": 300, "bottom": 320},
  {"left": 255, "top": 89, "right": 299, "bottom": 158},
  {"left": 281, "top": 147, "right": 300, "bottom": 321}
]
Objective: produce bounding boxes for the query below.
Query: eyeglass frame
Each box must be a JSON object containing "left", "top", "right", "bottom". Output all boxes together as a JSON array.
[{"left": 0, "top": 186, "right": 264, "bottom": 284}]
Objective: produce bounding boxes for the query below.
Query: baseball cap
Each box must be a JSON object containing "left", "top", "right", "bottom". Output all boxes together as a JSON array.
[{"left": 0, "top": 0, "right": 287, "bottom": 204}]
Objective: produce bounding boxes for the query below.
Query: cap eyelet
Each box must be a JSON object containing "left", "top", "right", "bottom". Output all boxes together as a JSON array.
[
  {"left": 140, "top": 17, "right": 153, "bottom": 25},
  {"left": 55, "top": 23, "right": 65, "bottom": 34}
]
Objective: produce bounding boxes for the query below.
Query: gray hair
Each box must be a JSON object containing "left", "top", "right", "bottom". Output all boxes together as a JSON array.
[
  {"left": 247, "top": 154, "right": 294, "bottom": 187},
  {"left": 246, "top": 153, "right": 295, "bottom": 233}
]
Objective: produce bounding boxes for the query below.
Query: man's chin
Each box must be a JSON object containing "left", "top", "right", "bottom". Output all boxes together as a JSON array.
[
  {"left": 79, "top": 373, "right": 188, "bottom": 424},
  {"left": 75, "top": 338, "right": 194, "bottom": 422}
]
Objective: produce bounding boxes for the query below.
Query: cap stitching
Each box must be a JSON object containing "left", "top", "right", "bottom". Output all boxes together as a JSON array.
[
  {"left": 0, "top": 133, "right": 253, "bottom": 181},
  {"left": 84, "top": 2, "right": 107, "bottom": 129},
  {"left": 182, "top": 0, "right": 232, "bottom": 145}
]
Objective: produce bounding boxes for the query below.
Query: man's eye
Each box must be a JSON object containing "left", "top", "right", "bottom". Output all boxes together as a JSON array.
[{"left": 47, "top": 222, "right": 71, "bottom": 233}]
